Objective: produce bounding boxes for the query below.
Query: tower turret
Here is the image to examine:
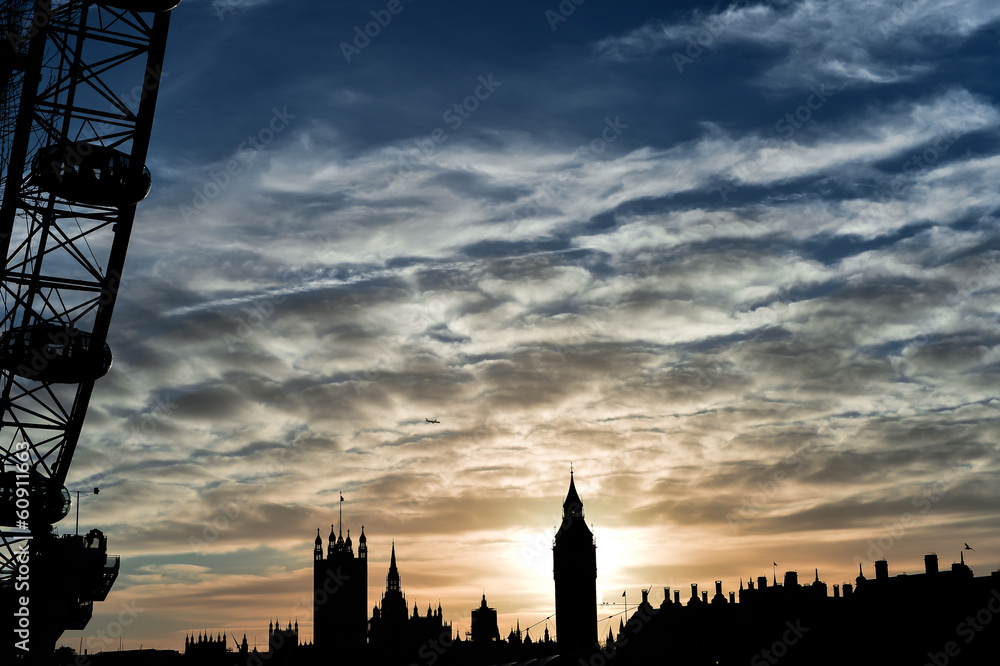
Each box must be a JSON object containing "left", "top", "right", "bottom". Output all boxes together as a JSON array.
[
  {"left": 812, "top": 568, "right": 828, "bottom": 596},
  {"left": 314, "top": 528, "right": 323, "bottom": 561},
  {"left": 314, "top": 512, "right": 367, "bottom": 659}
]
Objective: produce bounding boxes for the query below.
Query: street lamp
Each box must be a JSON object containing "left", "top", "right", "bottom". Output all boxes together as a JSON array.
[{"left": 72, "top": 487, "right": 100, "bottom": 535}]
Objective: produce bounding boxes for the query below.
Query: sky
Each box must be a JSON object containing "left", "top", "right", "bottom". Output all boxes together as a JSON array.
[{"left": 42, "top": 0, "right": 1000, "bottom": 652}]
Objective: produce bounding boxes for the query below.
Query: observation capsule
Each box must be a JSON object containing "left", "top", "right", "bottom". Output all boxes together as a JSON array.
[
  {"left": 31, "top": 141, "right": 152, "bottom": 207},
  {"left": 0, "top": 469, "right": 72, "bottom": 527},
  {"left": 0, "top": 323, "right": 113, "bottom": 383}
]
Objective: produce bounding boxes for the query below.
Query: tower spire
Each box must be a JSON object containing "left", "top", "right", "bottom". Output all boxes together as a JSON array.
[
  {"left": 387, "top": 541, "right": 400, "bottom": 592},
  {"left": 563, "top": 469, "right": 584, "bottom": 520}
]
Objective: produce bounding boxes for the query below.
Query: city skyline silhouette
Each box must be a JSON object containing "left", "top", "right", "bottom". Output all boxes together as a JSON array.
[{"left": 54, "top": 471, "right": 1000, "bottom": 665}]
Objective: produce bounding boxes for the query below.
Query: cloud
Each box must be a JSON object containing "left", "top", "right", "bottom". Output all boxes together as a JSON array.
[{"left": 594, "top": 0, "right": 1000, "bottom": 89}]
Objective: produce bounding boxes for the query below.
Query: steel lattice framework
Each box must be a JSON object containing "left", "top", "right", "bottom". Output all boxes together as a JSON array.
[{"left": 0, "top": 1, "right": 173, "bottom": 660}]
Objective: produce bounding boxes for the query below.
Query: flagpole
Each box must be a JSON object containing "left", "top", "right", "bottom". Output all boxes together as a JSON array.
[{"left": 623, "top": 590, "right": 628, "bottom": 625}]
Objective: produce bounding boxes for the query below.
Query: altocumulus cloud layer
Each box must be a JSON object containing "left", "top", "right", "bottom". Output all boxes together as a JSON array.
[{"left": 56, "top": 0, "right": 1000, "bottom": 649}]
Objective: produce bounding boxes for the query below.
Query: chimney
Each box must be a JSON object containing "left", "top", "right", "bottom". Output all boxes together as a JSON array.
[
  {"left": 701, "top": 591, "right": 708, "bottom": 603},
  {"left": 757, "top": 576, "right": 768, "bottom": 590},
  {"left": 833, "top": 584, "right": 840, "bottom": 598},
  {"left": 664, "top": 587, "right": 670, "bottom": 604},
  {"left": 673, "top": 590, "right": 680, "bottom": 605},
  {"left": 729, "top": 591, "right": 735, "bottom": 603},
  {"left": 784, "top": 571, "right": 798, "bottom": 588},
  {"left": 715, "top": 581, "right": 723, "bottom": 597},
  {"left": 843, "top": 583, "right": 853, "bottom": 597},
  {"left": 924, "top": 553, "right": 939, "bottom": 575},
  {"left": 690, "top": 583, "right": 698, "bottom": 600},
  {"left": 875, "top": 560, "right": 888, "bottom": 581}
]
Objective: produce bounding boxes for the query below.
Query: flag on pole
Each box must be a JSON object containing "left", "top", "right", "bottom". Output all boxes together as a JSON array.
[
  {"left": 341, "top": 493, "right": 344, "bottom": 502},
  {"left": 621, "top": 591, "right": 626, "bottom": 598},
  {"left": 773, "top": 562, "right": 777, "bottom": 566}
]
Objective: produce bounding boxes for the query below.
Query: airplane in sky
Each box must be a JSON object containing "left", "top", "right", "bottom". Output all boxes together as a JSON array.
[{"left": 425, "top": 418, "right": 440, "bottom": 424}]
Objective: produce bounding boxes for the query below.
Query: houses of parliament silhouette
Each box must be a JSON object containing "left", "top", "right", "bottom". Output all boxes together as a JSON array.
[{"left": 78, "top": 472, "right": 1000, "bottom": 666}]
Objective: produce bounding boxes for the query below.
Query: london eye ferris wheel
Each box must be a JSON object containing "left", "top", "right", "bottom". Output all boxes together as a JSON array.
[{"left": 0, "top": 1, "right": 177, "bottom": 662}]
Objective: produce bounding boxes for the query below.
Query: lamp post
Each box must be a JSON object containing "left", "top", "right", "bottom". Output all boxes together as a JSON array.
[{"left": 73, "top": 487, "right": 100, "bottom": 535}]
